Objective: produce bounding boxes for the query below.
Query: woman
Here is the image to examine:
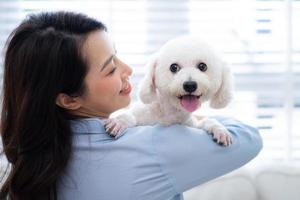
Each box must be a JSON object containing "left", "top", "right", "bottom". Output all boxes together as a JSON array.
[{"left": 0, "top": 11, "right": 262, "bottom": 200}]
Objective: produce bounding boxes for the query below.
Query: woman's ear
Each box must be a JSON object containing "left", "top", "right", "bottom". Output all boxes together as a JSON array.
[
  {"left": 138, "top": 54, "right": 158, "bottom": 104},
  {"left": 56, "top": 93, "right": 81, "bottom": 110},
  {"left": 210, "top": 64, "right": 234, "bottom": 109}
]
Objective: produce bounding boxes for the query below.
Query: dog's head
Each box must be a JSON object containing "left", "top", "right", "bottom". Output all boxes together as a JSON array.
[{"left": 139, "top": 36, "right": 233, "bottom": 113}]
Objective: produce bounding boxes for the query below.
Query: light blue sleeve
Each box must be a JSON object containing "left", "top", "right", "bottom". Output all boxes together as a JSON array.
[{"left": 151, "top": 117, "right": 263, "bottom": 194}]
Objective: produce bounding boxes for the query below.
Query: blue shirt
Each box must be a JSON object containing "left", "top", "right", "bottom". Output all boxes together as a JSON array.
[{"left": 57, "top": 117, "right": 262, "bottom": 200}]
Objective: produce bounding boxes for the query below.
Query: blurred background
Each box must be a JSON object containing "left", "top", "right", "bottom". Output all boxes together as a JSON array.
[{"left": 0, "top": 0, "right": 299, "bottom": 199}]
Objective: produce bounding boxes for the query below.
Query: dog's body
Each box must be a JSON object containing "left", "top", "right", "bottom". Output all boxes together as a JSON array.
[{"left": 105, "top": 36, "right": 234, "bottom": 146}]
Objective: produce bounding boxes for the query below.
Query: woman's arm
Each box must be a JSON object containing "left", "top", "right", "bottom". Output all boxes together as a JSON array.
[{"left": 151, "top": 117, "right": 262, "bottom": 194}]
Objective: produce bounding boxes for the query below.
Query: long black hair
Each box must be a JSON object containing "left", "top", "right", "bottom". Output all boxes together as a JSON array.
[{"left": 0, "top": 11, "right": 106, "bottom": 199}]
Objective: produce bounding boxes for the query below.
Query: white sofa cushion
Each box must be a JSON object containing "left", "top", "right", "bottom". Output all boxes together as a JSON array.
[
  {"left": 184, "top": 163, "right": 300, "bottom": 200},
  {"left": 255, "top": 164, "right": 300, "bottom": 200},
  {"left": 184, "top": 171, "right": 257, "bottom": 200}
]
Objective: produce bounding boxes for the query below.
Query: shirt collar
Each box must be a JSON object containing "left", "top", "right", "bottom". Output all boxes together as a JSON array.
[{"left": 70, "top": 118, "right": 107, "bottom": 135}]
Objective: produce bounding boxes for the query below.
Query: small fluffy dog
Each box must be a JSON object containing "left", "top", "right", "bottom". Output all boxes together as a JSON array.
[{"left": 105, "top": 36, "right": 233, "bottom": 146}]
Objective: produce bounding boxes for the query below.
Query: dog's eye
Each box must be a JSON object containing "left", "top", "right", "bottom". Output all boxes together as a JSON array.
[
  {"left": 170, "top": 63, "right": 180, "bottom": 73},
  {"left": 197, "top": 62, "right": 207, "bottom": 72}
]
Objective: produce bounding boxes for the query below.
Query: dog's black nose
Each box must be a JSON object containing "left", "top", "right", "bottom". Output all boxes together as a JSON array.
[{"left": 183, "top": 81, "right": 197, "bottom": 93}]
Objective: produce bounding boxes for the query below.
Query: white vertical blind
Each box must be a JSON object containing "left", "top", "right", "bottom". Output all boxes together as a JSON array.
[
  {"left": 291, "top": 0, "right": 300, "bottom": 160},
  {"left": 0, "top": 0, "right": 299, "bottom": 162}
]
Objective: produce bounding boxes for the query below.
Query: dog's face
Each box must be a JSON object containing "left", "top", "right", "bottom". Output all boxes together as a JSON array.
[{"left": 139, "top": 36, "right": 233, "bottom": 113}]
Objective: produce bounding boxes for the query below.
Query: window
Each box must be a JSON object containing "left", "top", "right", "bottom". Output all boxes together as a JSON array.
[{"left": 0, "top": 0, "right": 299, "bottom": 163}]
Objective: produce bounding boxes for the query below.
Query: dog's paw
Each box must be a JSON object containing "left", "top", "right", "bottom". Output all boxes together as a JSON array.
[
  {"left": 103, "top": 114, "right": 136, "bottom": 139},
  {"left": 196, "top": 117, "right": 233, "bottom": 147},
  {"left": 211, "top": 127, "right": 232, "bottom": 147},
  {"left": 104, "top": 118, "right": 128, "bottom": 138}
]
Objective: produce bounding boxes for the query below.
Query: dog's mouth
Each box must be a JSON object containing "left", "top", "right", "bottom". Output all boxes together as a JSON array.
[{"left": 177, "top": 94, "right": 202, "bottom": 112}]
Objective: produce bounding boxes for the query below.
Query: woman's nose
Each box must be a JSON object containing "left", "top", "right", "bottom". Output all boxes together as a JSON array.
[
  {"left": 127, "top": 65, "right": 133, "bottom": 76},
  {"left": 123, "top": 62, "right": 132, "bottom": 76},
  {"left": 122, "top": 62, "right": 132, "bottom": 78}
]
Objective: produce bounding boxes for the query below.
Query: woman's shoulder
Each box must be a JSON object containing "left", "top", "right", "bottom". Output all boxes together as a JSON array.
[
  {"left": 68, "top": 117, "right": 262, "bottom": 154},
  {"left": 68, "top": 117, "right": 158, "bottom": 147}
]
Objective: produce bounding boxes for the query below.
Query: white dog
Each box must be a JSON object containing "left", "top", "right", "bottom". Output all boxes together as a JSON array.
[{"left": 105, "top": 36, "right": 234, "bottom": 146}]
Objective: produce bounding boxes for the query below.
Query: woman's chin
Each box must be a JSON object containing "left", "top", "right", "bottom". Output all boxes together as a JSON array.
[
  {"left": 123, "top": 96, "right": 131, "bottom": 107},
  {"left": 117, "top": 96, "right": 131, "bottom": 110}
]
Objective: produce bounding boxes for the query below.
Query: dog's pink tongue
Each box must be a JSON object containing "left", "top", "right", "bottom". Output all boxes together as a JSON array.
[{"left": 180, "top": 95, "right": 199, "bottom": 112}]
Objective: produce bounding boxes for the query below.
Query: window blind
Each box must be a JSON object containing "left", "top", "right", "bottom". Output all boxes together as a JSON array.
[{"left": 0, "top": 0, "right": 299, "bottom": 162}]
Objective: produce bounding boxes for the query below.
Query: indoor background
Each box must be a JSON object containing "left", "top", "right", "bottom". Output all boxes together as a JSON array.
[{"left": 0, "top": 0, "right": 299, "bottom": 200}]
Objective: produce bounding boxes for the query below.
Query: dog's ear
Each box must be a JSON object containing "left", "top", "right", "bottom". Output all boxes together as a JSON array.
[
  {"left": 210, "top": 64, "right": 234, "bottom": 108},
  {"left": 138, "top": 54, "right": 158, "bottom": 104}
]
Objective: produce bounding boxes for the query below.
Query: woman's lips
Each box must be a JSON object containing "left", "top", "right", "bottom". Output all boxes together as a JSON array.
[{"left": 120, "top": 82, "right": 132, "bottom": 95}]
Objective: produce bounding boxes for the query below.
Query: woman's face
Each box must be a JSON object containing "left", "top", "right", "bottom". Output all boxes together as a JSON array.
[{"left": 71, "top": 30, "right": 132, "bottom": 118}]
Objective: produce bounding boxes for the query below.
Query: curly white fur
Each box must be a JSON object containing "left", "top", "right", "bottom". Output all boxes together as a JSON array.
[{"left": 105, "top": 36, "right": 234, "bottom": 146}]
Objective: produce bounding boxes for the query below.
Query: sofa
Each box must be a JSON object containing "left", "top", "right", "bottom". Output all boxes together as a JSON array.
[{"left": 184, "top": 162, "right": 300, "bottom": 200}]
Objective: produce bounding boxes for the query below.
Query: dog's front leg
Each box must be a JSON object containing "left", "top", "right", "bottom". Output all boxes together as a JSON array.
[
  {"left": 104, "top": 113, "right": 136, "bottom": 138},
  {"left": 188, "top": 116, "right": 233, "bottom": 146},
  {"left": 104, "top": 102, "right": 155, "bottom": 138}
]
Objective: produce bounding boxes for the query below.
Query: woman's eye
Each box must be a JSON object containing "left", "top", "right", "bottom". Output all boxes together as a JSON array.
[
  {"left": 170, "top": 63, "right": 180, "bottom": 73},
  {"left": 108, "top": 59, "right": 117, "bottom": 75},
  {"left": 108, "top": 67, "right": 116, "bottom": 75},
  {"left": 197, "top": 62, "right": 207, "bottom": 72}
]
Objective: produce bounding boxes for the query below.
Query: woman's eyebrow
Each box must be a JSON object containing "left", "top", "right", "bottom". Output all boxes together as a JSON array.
[{"left": 100, "top": 54, "right": 115, "bottom": 71}]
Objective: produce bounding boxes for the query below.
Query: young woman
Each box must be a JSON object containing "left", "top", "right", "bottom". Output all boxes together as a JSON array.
[{"left": 0, "top": 11, "right": 262, "bottom": 200}]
